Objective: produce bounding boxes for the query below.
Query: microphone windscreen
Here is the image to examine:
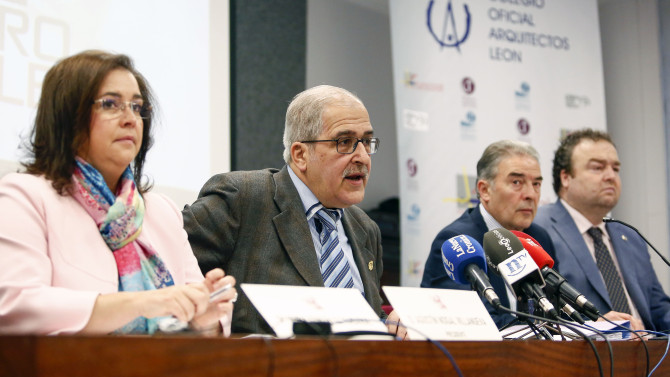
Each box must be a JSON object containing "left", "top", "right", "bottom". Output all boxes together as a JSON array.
[
  {"left": 441, "top": 235, "right": 487, "bottom": 285},
  {"left": 484, "top": 228, "right": 545, "bottom": 289},
  {"left": 510, "top": 230, "right": 554, "bottom": 269},
  {"left": 482, "top": 228, "right": 525, "bottom": 265}
]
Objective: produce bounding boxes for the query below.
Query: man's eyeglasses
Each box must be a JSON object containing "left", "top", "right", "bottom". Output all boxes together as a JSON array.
[
  {"left": 300, "top": 137, "right": 379, "bottom": 154},
  {"left": 92, "top": 97, "right": 150, "bottom": 120}
]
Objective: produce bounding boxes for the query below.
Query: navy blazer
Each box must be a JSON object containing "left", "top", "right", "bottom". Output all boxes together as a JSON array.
[
  {"left": 420, "top": 205, "right": 557, "bottom": 328},
  {"left": 535, "top": 200, "right": 670, "bottom": 332}
]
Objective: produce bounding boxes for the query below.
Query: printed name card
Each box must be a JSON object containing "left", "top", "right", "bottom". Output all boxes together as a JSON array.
[
  {"left": 383, "top": 286, "right": 502, "bottom": 341},
  {"left": 241, "top": 284, "right": 388, "bottom": 338}
]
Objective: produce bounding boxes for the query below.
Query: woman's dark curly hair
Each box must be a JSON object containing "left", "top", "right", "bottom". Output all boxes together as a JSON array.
[{"left": 23, "top": 50, "right": 156, "bottom": 194}]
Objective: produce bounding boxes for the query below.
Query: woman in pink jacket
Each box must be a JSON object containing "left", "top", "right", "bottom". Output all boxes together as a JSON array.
[{"left": 0, "top": 50, "right": 236, "bottom": 336}]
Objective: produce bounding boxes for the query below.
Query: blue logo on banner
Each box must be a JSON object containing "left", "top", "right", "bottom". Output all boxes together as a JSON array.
[
  {"left": 460, "top": 111, "right": 476, "bottom": 127},
  {"left": 407, "top": 204, "right": 421, "bottom": 221},
  {"left": 427, "top": 0, "right": 471, "bottom": 52},
  {"left": 515, "top": 82, "right": 530, "bottom": 98}
]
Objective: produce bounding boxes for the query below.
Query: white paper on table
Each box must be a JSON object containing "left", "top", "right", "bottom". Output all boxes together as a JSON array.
[
  {"left": 241, "top": 284, "right": 388, "bottom": 338},
  {"left": 562, "top": 320, "right": 631, "bottom": 340}
]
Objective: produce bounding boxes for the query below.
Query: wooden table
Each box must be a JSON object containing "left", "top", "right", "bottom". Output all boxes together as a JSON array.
[{"left": 0, "top": 335, "right": 667, "bottom": 376}]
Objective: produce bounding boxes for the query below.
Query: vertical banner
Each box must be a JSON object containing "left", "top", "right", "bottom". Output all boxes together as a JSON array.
[{"left": 390, "top": 0, "right": 607, "bottom": 286}]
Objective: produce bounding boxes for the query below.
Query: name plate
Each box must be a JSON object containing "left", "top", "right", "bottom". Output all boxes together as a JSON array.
[
  {"left": 383, "top": 286, "right": 502, "bottom": 341},
  {"left": 241, "top": 284, "right": 388, "bottom": 338}
]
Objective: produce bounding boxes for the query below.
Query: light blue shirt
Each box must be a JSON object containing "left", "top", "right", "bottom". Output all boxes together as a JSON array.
[
  {"left": 287, "top": 166, "right": 365, "bottom": 295},
  {"left": 479, "top": 203, "right": 518, "bottom": 312}
]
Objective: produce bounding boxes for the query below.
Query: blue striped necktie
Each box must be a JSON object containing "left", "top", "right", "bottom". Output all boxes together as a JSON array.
[{"left": 314, "top": 207, "right": 355, "bottom": 289}]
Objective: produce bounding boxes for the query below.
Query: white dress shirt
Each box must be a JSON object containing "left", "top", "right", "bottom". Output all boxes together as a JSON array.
[{"left": 560, "top": 199, "right": 640, "bottom": 320}]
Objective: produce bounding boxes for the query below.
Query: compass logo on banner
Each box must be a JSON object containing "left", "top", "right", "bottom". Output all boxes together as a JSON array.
[{"left": 426, "top": 0, "right": 471, "bottom": 52}]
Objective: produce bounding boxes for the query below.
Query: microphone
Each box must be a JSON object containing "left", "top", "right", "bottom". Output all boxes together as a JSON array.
[
  {"left": 482, "top": 228, "right": 559, "bottom": 320},
  {"left": 603, "top": 217, "right": 670, "bottom": 267},
  {"left": 441, "top": 234, "right": 502, "bottom": 309},
  {"left": 558, "top": 297, "right": 585, "bottom": 324},
  {"left": 511, "top": 230, "right": 600, "bottom": 321}
]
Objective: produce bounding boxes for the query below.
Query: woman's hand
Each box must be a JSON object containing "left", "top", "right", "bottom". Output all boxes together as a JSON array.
[
  {"left": 189, "top": 268, "right": 237, "bottom": 335},
  {"left": 136, "top": 283, "right": 210, "bottom": 322},
  {"left": 82, "top": 269, "right": 236, "bottom": 335}
]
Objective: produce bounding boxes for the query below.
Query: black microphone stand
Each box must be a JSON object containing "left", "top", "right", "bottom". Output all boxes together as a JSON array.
[
  {"left": 603, "top": 217, "right": 670, "bottom": 266},
  {"left": 517, "top": 296, "right": 554, "bottom": 340}
]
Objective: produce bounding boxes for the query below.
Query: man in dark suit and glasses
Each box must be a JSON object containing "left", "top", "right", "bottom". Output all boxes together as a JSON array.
[{"left": 183, "top": 85, "right": 404, "bottom": 337}]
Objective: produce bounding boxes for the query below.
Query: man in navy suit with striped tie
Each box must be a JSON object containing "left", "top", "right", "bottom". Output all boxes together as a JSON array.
[
  {"left": 535, "top": 128, "right": 670, "bottom": 333},
  {"left": 183, "top": 85, "right": 405, "bottom": 337}
]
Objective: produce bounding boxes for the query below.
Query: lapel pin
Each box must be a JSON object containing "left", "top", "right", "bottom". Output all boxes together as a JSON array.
[
  {"left": 368, "top": 261, "right": 374, "bottom": 271},
  {"left": 621, "top": 235, "right": 627, "bottom": 241}
]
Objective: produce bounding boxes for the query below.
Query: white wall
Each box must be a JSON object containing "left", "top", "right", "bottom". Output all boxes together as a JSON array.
[
  {"left": 599, "top": 0, "right": 670, "bottom": 292},
  {"left": 0, "top": 1, "right": 230, "bottom": 210},
  {"left": 306, "top": 0, "right": 398, "bottom": 211}
]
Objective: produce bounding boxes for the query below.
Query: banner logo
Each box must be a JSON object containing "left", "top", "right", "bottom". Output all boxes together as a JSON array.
[
  {"left": 407, "top": 260, "right": 424, "bottom": 277},
  {"left": 565, "top": 94, "right": 591, "bottom": 108},
  {"left": 515, "top": 82, "right": 530, "bottom": 98},
  {"left": 404, "top": 72, "right": 444, "bottom": 92},
  {"left": 403, "top": 109, "right": 430, "bottom": 131},
  {"left": 442, "top": 171, "right": 478, "bottom": 209},
  {"left": 515, "top": 82, "right": 531, "bottom": 111},
  {"left": 462, "top": 77, "right": 475, "bottom": 94},
  {"left": 407, "top": 158, "right": 418, "bottom": 177},
  {"left": 427, "top": 0, "right": 471, "bottom": 52},
  {"left": 407, "top": 203, "right": 421, "bottom": 221},
  {"left": 461, "top": 77, "right": 477, "bottom": 107},
  {"left": 517, "top": 118, "right": 530, "bottom": 135},
  {"left": 460, "top": 111, "right": 476, "bottom": 127}
]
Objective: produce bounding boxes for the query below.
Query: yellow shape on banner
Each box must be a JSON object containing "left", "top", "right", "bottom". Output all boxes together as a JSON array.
[{"left": 442, "top": 166, "right": 475, "bottom": 206}]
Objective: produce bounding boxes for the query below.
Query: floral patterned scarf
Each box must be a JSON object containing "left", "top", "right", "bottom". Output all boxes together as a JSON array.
[{"left": 71, "top": 157, "right": 174, "bottom": 334}]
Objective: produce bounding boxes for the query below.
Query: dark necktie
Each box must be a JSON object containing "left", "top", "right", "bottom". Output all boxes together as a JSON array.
[
  {"left": 587, "top": 227, "right": 631, "bottom": 313},
  {"left": 314, "top": 208, "right": 354, "bottom": 289}
]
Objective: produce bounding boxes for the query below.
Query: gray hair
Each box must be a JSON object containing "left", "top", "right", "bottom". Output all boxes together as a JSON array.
[
  {"left": 476, "top": 140, "right": 540, "bottom": 185},
  {"left": 282, "top": 85, "right": 363, "bottom": 164}
]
